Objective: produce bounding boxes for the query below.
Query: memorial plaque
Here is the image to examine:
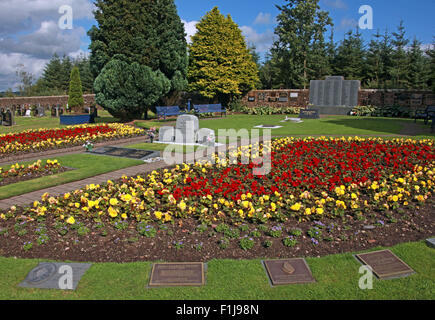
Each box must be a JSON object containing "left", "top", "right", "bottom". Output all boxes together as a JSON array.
[
  {"left": 90, "top": 146, "right": 160, "bottom": 160},
  {"left": 323, "top": 80, "right": 333, "bottom": 106},
  {"left": 175, "top": 115, "right": 199, "bottom": 144},
  {"left": 19, "top": 262, "right": 92, "bottom": 290},
  {"left": 356, "top": 250, "right": 415, "bottom": 280},
  {"left": 426, "top": 238, "right": 435, "bottom": 249},
  {"left": 332, "top": 80, "right": 343, "bottom": 106},
  {"left": 349, "top": 81, "right": 360, "bottom": 106},
  {"left": 263, "top": 259, "right": 316, "bottom": 286},
  {"left": 149, "top": 262, "right": 205, "bottom": 287},
  {"left": 299, "top": 109, "right": 320, "bottom": 119},
  {"left": 342, "top": 81, "right": 352, "bottom": 107},
  {"left": 159, "top": 126, "right": 175, "bottom": 143}
]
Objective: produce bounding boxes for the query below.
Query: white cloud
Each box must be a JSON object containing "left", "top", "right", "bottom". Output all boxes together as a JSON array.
[
  {"left": 0, "top": 21, "right": 85, "bottom": 58},
  {"left": 0, "top": 0, "right": 95, "bottom": 35},
  {"left": 0, "top": 53, "right": 48, "bottom": 90},
  {"left": 254, "top": 12, "right": 273, "bottom": 25},
  {"left": 241, "top": 26, "right": 276, "bottom": 53},
  {"left": 0, "top": 0, "right": 94, "bottom": 90},
  {"left": 338, "top": 18, "right": 358, "bottom": 30},
  {"left": 324, "top": 0, "right": 348, "bottom": 10},
  {"left": 182, "top": 20, "right": 198, "bottom": 44}
]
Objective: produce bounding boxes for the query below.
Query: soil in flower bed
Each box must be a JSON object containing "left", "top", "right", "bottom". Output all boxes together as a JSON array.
[
  {"left": 0, "top": 198, "right": 433, "bottom": 263},
  {"left": 0, "top": 166, "right": 73, "bottom": 187}
]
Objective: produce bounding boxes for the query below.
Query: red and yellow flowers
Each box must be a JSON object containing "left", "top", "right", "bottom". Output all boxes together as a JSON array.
[
  {"left": 4, "top": 137, "right": 434, "bottom": 226},
  {"left": 0, "top": 123, "right": 145, "bottom": 156}
]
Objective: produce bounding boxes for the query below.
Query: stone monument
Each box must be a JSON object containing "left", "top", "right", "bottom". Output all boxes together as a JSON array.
[
  {"left": 309, "top": 76, "right": 360, "bottom": 115},
  {"left": 175, "top": 114, "right": 199, "bottom": 144},
  {"left": 156, "top": 114, "right": 217, "bottom": 146}
]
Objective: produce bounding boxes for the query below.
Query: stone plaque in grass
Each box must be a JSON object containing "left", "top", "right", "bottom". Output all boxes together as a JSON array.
[
  {"left": 355, "top": 250, "right": 415, "bottom": 280},
  {"left": 19, "top": 262, "right": 92, "bottom": 290},
  {"left": 149, "top": 262, "right": 205, "bottom": 287},
  {"left": 90, "top": 146, "right": 160, "bottom": 161},
  {"left": 426, "top": 238, "right": 435, "bottom": 249},
  {"left": 262, "top": 259, "right": 316, "bottom": 286}
]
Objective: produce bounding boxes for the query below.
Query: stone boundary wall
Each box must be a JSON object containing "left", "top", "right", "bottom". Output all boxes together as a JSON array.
[
  {"left": 0, "top": 94, "right": 96, "bottom": 108},
  {"left": 242, "top": 89, "right": 435, "bottom": 109},
  {"left": 1, "top": 91, "right": 433, "bottom": 110}
]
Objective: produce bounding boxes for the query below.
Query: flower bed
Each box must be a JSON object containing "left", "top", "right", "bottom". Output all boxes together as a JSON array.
[
  {"left": 0, "top": 159, "right": 71, "bottom": 187},
  {"left": 0, "top": 137, "right": 433, "bottom": 262},
  {"left": 0, "top": 124, "right": 145, "bottom": 157}
]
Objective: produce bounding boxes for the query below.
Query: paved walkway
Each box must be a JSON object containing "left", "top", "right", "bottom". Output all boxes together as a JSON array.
[{"left": 0, "top": 160, "right": 171, "bottom": 210}]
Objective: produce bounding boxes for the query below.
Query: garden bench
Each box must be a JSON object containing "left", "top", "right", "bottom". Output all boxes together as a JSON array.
[
  {"left": 156, "top": 106, "right": 184, "bottom": 121},
  {"left": 414, "top": 106, "right": 435, "bottom": 125},
  {"left": 193, "top": 104, "right": 226, "bottom": 117}
]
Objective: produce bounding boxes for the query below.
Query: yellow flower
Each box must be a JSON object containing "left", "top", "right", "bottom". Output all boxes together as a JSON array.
[
  {"left": 392, "top": 195, "right": 399, "bottom": 202},
  {"left": 263, "top": 195, "right": 270, "bottom": 201},
  {"left": 155, "top": 211, "right": 163, "bottom": 220},
  {"left": 108, "top": 206, "right": 118, "bottom": 218},
  {"left": 304, "top": 208, "right": 312, "bottom": 215},
  {"left": 64, "top": 193, "right": 71, "bottom": 200},
  {"left": 121, "top": 213, "right": 128, "bottom": 220},
  {"left": 74, "top": 202, "right": 80, "bottom": 208},
  {"left": 206, "top": 194, "right": 213, "bottom": 201},
  {"left": 290, "top": 203, "right": 301, "bottom": 211},
  {"left": 316, "top": 208, "right": 324, "bottom": 215},
  {"left": 66, "top": 216, "right": 75, "bottom": 225},
  {"left": 271, "top": 202, "right": 277, "bottom": 211},
  {"left": 178, "top": 200, "right": 187, "bottom": 212},
  {"left": 109, "top": 198, "right": 119, "bottom": 206},
  {"left": 0, "top": 214, "right": 5, "bottom": 220},
  {"left": 121, "top": 194, "right": 132, "bottom": 202},
  {"left": 242, "top": 201, "right": 250, "bottom": 209}
]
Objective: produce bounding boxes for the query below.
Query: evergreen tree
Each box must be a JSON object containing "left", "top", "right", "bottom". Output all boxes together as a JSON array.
[
  {"left": 407, "top": 37, "right": 428, "bottom": 90},
  {"left": 94, "top": 55, "right": 170, "bottom": 121},
  {"left": 61, "top": 55, "right": 73, "bottom": 92},
  {"left": 188, "top": 7, "right": 259, "bottom": 104},
  {"left": 271, "top": 0, "right": 333, "bottom": 89},
  {"left": 366, "top": 30, "right": 383, "bottom": 88},
  {"left": 378, "top": 30, "right": 395, "bottom": 89},
  {"left": 40, "top": 54, "right": 64, "bottom": 93},
  {"left": 390, "top": 20, "right": 410, "bottom": 88},
  {"left": 333, "top": 28, "right": 366, "bottom": 82},
  {"left": 88, "top": 0, "right": 188, "bottom": 110},
  {"left": 426, "top": 39, "right": 435, "bottom": 91},
  {"left": 75, "top": 56, "right": 94, "bottom": 93},
  {"left": 67, "top": 66, "right": 84, "bottom": 111}
]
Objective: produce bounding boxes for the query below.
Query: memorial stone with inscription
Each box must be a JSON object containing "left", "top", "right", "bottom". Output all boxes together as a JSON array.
[
  {"left": 309, "top": 76, "right": 360, "bottom": 108},
  {"left": 175, "top": 115, "right": 199, "bottom": 144}
]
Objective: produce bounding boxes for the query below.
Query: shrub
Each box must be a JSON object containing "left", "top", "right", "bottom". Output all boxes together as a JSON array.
[{"left": 239, "top": 237, "right": 255, "bottom": 250}]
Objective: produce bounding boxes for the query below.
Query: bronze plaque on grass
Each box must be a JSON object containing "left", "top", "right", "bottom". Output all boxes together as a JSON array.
[
  {"left": 263, "top": 259, "right": 316, "bottom": 286},
  {"left": 356, "top": 250, "right": 415, "bottom": 279},
  {"left": 149, "top": 262, "right": 205, "bottom": 287}
]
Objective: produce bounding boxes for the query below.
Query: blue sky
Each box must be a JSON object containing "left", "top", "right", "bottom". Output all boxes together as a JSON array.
[{"left": 0, "top": 0, "right": 434, "bottom": 91}]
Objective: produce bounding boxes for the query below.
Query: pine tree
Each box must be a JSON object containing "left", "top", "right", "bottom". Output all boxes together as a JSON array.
[
  {"left": 333, "top": 29, "right": 366, "bottom": 81},
  {"left": 188, "top": 7, "right": 259, "bottom": 104},
  {"left": 390, "top": 20, "right": 410, "bottom": 88},
  {"left": 61, "top": 55, "right": 73, "bottom": 92},
  {"left": 379, "top": 30, "right": 395, "bottom": 89},
  {"left": 426, "top": 39, "right": 435, "bottom": 91},
  {"left": 271, "top": 0, "right": 333, "bottom": 88},
  {"left": 94, "top": 55, "right": 170, "bottom": 121},
  {"left": 88, "top": 0, "right": 188, "bottom": 108},
  {"left": 366, "top": 30, "right": 383, "bottom": 88},
  {"left": 407, "top": 37, "right": 428, "bottom": 90},
  {"left": 67, "top": 66, "right": 84, "bottom": 112},
  {"left": 40, "top": 54, "right": 64, "bottom": 93}
]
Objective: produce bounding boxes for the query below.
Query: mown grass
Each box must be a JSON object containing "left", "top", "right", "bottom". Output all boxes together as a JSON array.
[
  {"left": 198, "top": 115, "right": 434, "bottom": 138},
  {"left": 0, "top": 154, "right": 143, "bottom": 199},
  {"left": 0, "top": 241, "right": 433, "bottom": 300}
]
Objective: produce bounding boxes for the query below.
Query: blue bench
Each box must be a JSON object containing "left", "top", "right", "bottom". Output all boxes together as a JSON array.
[
  {"left": 156, "top": 106, "right": 184, "bottom": 121},
  {"left": 415, "top": 106, "right": 435, "bottom": 125},
  {"left": 193, "top": 104, "right": 226, "bottom": 117}
]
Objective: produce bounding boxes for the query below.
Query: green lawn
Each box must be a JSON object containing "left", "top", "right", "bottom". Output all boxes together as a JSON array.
[
  {"left": 125, "top": 142, "right": 203, "bottom": 153},
  {"left": 0, "top": 154, "right": 143, "bottom": 200},
  {"left": 196, "top": 115, "right": 435, "bottom": 139},
  {"left": 0, "top": 241, "right": 433, "bottom": 300}
]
